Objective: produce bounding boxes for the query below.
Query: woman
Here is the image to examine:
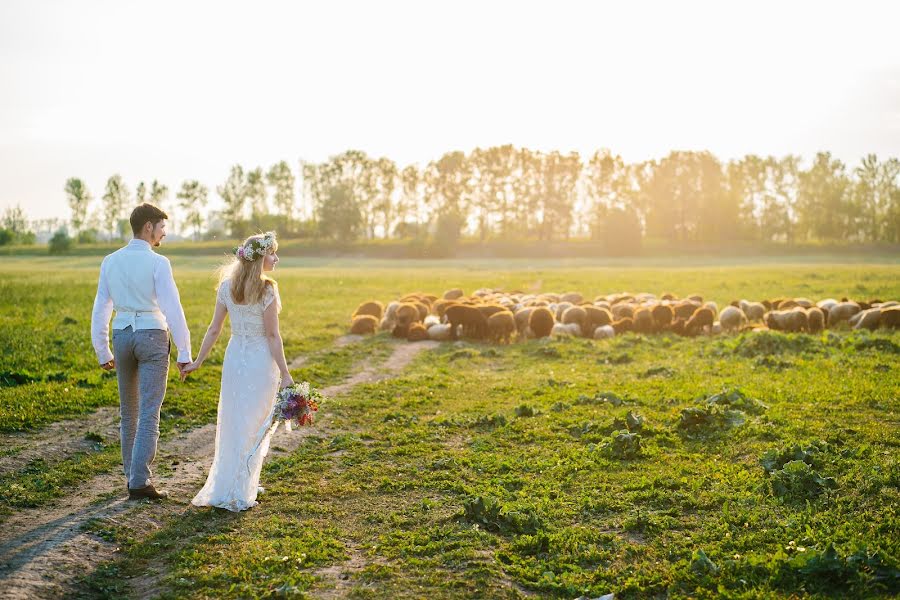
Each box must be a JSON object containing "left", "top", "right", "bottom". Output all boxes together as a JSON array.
[{"left": 183, "top": 231, "right": 292, "bottom": 511}]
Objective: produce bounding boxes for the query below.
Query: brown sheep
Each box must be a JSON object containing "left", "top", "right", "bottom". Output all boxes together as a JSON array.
[
  {"left": 392, "top": 302, "right": 421, "bottom": 338},
  {"left": 477, "top": 304, "right": 509, "bottom": 319},
  {"left": 660, "top": 292, "right": 678, "bottom": 301},
  {"left": 584, "top": 305, "right": 613, "bottom": 332},
  {"left": 413, "top": 302, "right": 430, "bottom": 322},
  {"left": 445, "top": 304, "right": 488, "bottom": 340},
  {"left": 407, "top": 322, "right": 429, "bottom": 342},
  {"left": 673, "top": 301, "right": 701, "bottom": 320},
  {"left": 850, "top": 308, "right": 881, "bottom": 330},
  {"left": 561, "top": 306, "right": 587, "bottom": 329},
  {"left": 443, "top": 288, "right": 465, "bottom": 300},
  {"left": 560, "top": 292, "right": 584, "bottom": 304},
  {"left": 432, "top": 299, "right": 458, "bottom": 319},
  {"left": 350, "top": 314, "right": 378, "bottom": 335},
  {"left": 528, "top": 306, "right": 556, "bottom": 338},
  {"left": 612, "top": 317, "right": 633, "bottom": 334},
  {"left": 488, "top": 311, "right": 516, "bottom": 344},
  {"left": 881, "top": 306, "right": 900, "bottom": 328},
  {"left": 353, "top": 300, "right": 384, "bottom": 321},
  {"left": 828, "top": 301, "right": 861, "bottom": 326},
  {"left": 632, "top": 307, "right": 655, "bottom": 334},
  {"left": 515, "top": 307, "right": 535, "bottom": 335},
  {"left": 651, "top": 304, "right": 674, "bottom": 329},
  {"left": 611, "top": 303, "right": 635, "bottom": 320},
  {"left": 685, "top": 307, "right": 715, "bottom": 336},
  {"left": 667, "top": 318, "right": 686, "bottom": 336},
  {"left": 687, "top": 294, "right": 703, "bottom": 304},
  {"left": 806, "top": 307, "right": 825, "bottom": 333}
]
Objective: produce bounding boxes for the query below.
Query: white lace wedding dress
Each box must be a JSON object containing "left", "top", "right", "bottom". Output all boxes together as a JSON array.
[{"left": 192, "top": 279, "right": 282, "bottom": 512}]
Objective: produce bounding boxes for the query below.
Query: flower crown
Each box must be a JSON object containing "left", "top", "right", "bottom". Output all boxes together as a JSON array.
[{"left": 233, "top": 231, "right": 276, "bottom": 262}]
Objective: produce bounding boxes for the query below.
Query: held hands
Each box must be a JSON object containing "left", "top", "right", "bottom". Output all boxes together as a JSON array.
[
  {"left": 179, "top": 361, "right": 199, "bottom": 381},
  {"left": 100, "top": 359, "right": 115, "bottom": 371}
]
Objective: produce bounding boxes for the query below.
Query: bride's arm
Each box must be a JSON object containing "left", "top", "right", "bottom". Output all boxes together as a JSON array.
[
  {"left": 181, "top": 302, "right": 227, "bottom": 378},
  {"left": 263, "top": 300, "right": 293, "bottom": 389}
]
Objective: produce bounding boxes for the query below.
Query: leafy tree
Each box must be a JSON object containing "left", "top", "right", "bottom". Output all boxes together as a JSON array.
[
  {"left": 246, "top": 167, "right": 268, "bottom": 220},
  {"left": 267, "top": 161, "right": 296, "bottom": 227},
  {"left": 102, "top": 174, "right": 130, "bottom": 240},
  {"left": 64, "top": 178, "right": 92, "bottom": 235},
  {"left": 176, "top": 180, "right": 209, "bottom": 240},
  {"left": 48, "top": 229, "right": 72, "bottom": 254},
  {"left": 317, "top": 183, "right": 361, "bottom": 242},
  {"left": 797, "top": 152, "right": 850, "bottom": 241},
  {"left": 218, "top": 165, "right": 247, "bottom": 236}
]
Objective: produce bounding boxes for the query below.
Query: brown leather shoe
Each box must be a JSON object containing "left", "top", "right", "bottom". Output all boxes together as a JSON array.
[{"left": 128, "top": 484, "right": 169, "bottom": 500}]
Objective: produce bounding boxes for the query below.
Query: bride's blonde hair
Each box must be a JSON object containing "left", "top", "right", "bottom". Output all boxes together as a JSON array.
[{"left": 217, "top": 232, "right": 278, "bottom": 305}]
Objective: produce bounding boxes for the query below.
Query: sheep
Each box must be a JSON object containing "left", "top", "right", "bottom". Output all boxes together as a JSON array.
[
  {"left": 380, "top": 301, "right": 400, "bottom": 331},
  {"left": 765, "top": 308, "right": 808, "bottom": 333},
  {"left": 488, "top": 311, "right": 516, "bottom": 344},
  {"left": 514, "top": 307, "right": 535, "bottom": 335},
  {"left": 685, "top": 307, "right": 715, "bottom": 336},
  {"left": 632, "top": 307, "right": 655, "bottom": 334},
  {"left": 392, "top": 302, "right": 421, "bottom": 338},
  {"left": 711, "top": 321, "right": 723, "bottom": 335},
  {"left": 881, "top": 306, "right": 900, "bottom": 329},
  {"left": 651, "top": 304, "right": 674, "bottom": 329},
  {"left": 528, "top": 306, "right": 556, "bottom": 338},
  {"left": 816, "top": 298, "right": 838, "bottom": 313},
  {"left": 660, "top": 292, "right": 678, "bottom": 301},
  {"left": 827, "top": 301, "right": 861, "bottom": 327},
  {"left": 551, "top": 322, "right": 581, "bottom": 337},
  {"left": 560, "top": 292, "right": 584, "bottom": 304},
  {"left": 673, "top": 301, "right": 701, "bottom": 320},
  {"left": 612, "top": 317, "right": 633, "bottom": 334},
  {"left": 740, "top": 300, "right": 766, "bottom": 322},
  {"left": 793, "top": 297, "right": 814, "bottom": 309},
  {"left": 704, "top": 301, "right": 718, "bottom": 315},
  {"left": 477, "top": 304, "right": 509, "bottom": 319},
  {"left": 426, "top": 323, "right": 453, "bottom": 341},
  {"left": 850, "top": 308, "right": 881, "bottom": 331},
  {"left": 584, "top": 305, "right": 613, "bottom": 332},
  {"left": 353, "top": 300, "right": 384, "bottom": 321},
  {"left": 349, "top": 314, "right": 378, "bottom": 335},
  {"left": 718, "top": 306, "right": 747, "bottom": 332},
  {"left": 806, "top": 307, "right": 825, "bottom": 334},
  {"left": 413, "top": 302, "right": 430, "bottom": 322},
  {"left": 407, "top": 323, "right": 429, "bottom": 342},
  {"left": 561, "top": 306, "right": 587, "bottom": 330},
  {"left": 445, "top": 304, "right": 489, "bottom": 340},
  {"left": 555, "top": 301, "right": 574, "bottom": 321},
  {"left": 611, "top": 303, "right": 635, "bottom": 320},
  {"left": 593, "top": 324, "right": 615, "bottom": 339},
  {"left": 423, "top": 315, "right": 441, "bottom": 329},
  {"left": 432, "top": 299, "right": 457, "bottom": 320},
  {"left": 687, "top": 294, "right": 703, "bottom": 304},
  {"left": 443, "top": 288, "right": 465, "bottom": 300}
]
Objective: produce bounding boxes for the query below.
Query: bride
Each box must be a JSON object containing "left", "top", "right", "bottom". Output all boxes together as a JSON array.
[{"left": 182, "top": 231, "right": 293, "bottom": 511}]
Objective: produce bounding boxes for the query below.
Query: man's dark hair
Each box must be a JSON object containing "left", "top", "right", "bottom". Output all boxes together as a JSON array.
[{"left": 130, "top": 203, "right": 169, "bottom": 235}]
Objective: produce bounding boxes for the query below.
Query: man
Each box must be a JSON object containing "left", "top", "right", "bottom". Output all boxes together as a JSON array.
[{"left": 90, "top": 203, "right": 192, "bottom": 500}]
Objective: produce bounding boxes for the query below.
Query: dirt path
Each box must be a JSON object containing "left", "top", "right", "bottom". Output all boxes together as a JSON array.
[{"left": 0, "top": 339, "right": 437, "bottom": 600}]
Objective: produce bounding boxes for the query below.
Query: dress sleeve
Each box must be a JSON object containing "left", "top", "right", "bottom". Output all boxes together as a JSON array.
[
  {"left": 263, "top": 283, "right": 282, "bottom": 313},
  {"left": 216, "top": 280, "right": 229, "bottom": 307}
]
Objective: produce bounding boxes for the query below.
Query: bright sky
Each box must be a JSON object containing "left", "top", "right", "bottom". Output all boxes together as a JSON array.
[{"left": 1, "top": 0, "right": 899, "bottom": 223}]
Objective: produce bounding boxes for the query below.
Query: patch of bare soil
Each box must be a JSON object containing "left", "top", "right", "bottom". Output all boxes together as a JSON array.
[{"left": 0, "top": 339, "right": 437, "bottom": 599}]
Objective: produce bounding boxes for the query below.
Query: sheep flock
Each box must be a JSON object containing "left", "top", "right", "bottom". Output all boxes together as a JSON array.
[{"left": 348, "top": 289, "right": 900, "bottom": 343}]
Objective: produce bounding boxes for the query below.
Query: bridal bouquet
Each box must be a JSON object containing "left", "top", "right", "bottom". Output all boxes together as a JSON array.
[{"left": 273, "top": 381, "right": 323, "bottom": 430}]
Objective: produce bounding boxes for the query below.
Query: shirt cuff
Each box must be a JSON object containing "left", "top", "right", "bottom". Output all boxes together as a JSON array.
[
  {"left": 176, "top": 348, "right": 193, "bottom": 363},
  {"left": 97, "top": 348, "right": 114, "bottom": 365}
]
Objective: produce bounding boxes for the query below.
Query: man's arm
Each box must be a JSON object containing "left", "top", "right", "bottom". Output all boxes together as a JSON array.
[
  {"left": 90, "top": 258, "right": 115, "bottom": 366},
  {"left": 155, "top": 257, "right": 192, "bottom": 364}
]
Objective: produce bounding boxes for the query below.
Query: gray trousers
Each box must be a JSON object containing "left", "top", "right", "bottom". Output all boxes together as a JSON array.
[{"left": 112, "top": 326, "right": 170, "bottom": 489}]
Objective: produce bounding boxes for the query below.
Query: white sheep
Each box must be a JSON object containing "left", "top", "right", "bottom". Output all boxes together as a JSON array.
[{"left": 593, "top": 324, "right": 615, "bottom": 339}]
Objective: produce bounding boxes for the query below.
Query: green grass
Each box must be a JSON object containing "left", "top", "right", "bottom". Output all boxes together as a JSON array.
[{"left": 1, "top": 256, "right": 898, "bottom": 597}]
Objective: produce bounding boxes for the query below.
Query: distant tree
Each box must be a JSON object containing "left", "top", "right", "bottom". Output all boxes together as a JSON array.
[
  {"left": 373, "top": 157, "right": 397, "bottom": 238},
  {"left": 398, "top": 164, "right": 421, "bottom": 229},
  {"left": 48, "top": 229, "right": 72, "bottom": 254},
  {"left": 2, "top": 205, "right": 29, "bottom": 235},
  {"left": 135, "top": 181, "right": 148, "bottom": 203},
  {"left": 535, "top": 151, "right": 581, "bottom": 241},
  {"left": 246, "top": 167, "right": 268, "bottom": 220},
  {"left": 149, "top": 180, "right": 169, "bottom": 205},
  {"left": 267, "top": 161, "right": 296, "bottom": 227},
  {"left": 424, "top": 151, "right": 472, "bottom": 240},
  {"left": 176, "top": 180, "right": 209, "bottom": 240},
  {"left": 218, "top": 165, "right": 247, "bottom": 236},
  {"left": 102, "top": 174, "right": 130, "bottom": 240},
  {"left": 64, "top": 178, "right": 92, "bottom": 235},
  {"left": 318, "top": 183, "right": 361, "bottom": 242},
  {"left": 797, "top": 152, "right": 850, "bottom": 241}
]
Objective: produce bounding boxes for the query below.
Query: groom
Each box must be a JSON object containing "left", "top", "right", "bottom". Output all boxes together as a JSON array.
[{"left": 90, "top": 203, "right": 193, "bottom": 500}]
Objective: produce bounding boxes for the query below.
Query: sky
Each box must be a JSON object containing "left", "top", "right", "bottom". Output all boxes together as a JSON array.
[{"left": 1, "top": 0, "right": 899, "bottom": 225}]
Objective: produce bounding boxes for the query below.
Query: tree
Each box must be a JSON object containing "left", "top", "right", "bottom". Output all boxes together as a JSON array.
[
  {"left": 267, "top": 161, "right": 296, "bottom": 227},
  {"left": 176, "top": 180, "right": 209, "bottom": 240},
  {"left": 135, "top": 181, "right": 148, "bottom": 203},
  {"left": 102, "top": 174, "right": 130, "bottom": 240},
  {"left": 64, "top": 178, "right": 92, "bottom": 235},
  {"left": 373, "top": 157, "right": 397, "bottom": 238},
  {"left": 535, "top": 151, "right": 581, "bottom": 241},
  {"left": 317, "top": 183, "right": 362, "bottom": 242},
  {"left": 797, "top": 152, "right": 850, "bottom": 241},
  {"left": 218, "top": 165, "right": 246, "bottom": 236},
  {"left": 424, "top": 151, "right": 473, "bottom": 241},
  {"left": 246, "top": 167, "right": 268, "bottom": 220},
  {"left": 149, "top": 180, "right": 169, "bottom": 205},
  {"left": 397, "top": 164, "right": 421, "bottom": 232}
]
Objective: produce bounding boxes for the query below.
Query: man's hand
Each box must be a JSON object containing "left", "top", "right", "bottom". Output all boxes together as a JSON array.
[{"left": 100, "top": 359, "right": 115, "bottom": 371}]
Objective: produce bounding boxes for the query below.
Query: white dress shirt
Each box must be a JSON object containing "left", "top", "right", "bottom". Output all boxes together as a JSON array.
[{"left": 90, "top": 239, "right": 192, "bottom": 364}]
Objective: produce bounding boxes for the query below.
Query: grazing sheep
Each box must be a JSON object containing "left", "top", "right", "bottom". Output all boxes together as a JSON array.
[
  {"left": 881, "top": 306, "right": 900, "bottom": 329},
  {"left": 555, "top": 301, "right": 574, "bottom": 321},
  {"left": 515, "top": 307, "right": 535, "bottom": 335},
  {"left": 719, "top": 306, "right": 747, "bottom": 332},
  {"left": 432, "top": 299, "right": 458, "bottom": 319},
  {"left": 685, "top": 307, "right": 715, "bottom": 336},
  {"left": 740, "top": 300, "right": 766, "bottom": 322},
  {"left": 551, "top": 322, "right": 581, "bottom": 337},
  {"left": 353, "top": 300, "right": 384, "bottom": 321},
  {"left": 350, "top": 314, "right": 378, "bottom": 335},
  {"left": 528, "top": 306, "right": 556, "bottom": 338},
  {"left": 661, "top": 292, "right": 678, "bottom": 301},
  {"left": 426, "top": 323, "right": 453, "bottom": 341},
  {"left": 816, "top": 298, "right": 838, "bottom": 313},
  {"left": 612, "top": 317, "right": 633, "bottom": 334},
  {"left": 392, "top": 302, "right": 421, "bottom": 338},
  {"left": 423, "top": 315, "right": 441, "bottom": 329},
  {"left": 711, "top": 321, "right": 723, "bottom": 335},
  {"left": 704, "top": 301, "right": 718, "bottom": 315},
  {"left": 850, "top": 308, "right": 881, "bottom": 330},
  {"left": 445, "top": 304, "right": 489, "bottom": 340},
  {"left": 611, "top": 303, "right": 635, "bottom": 320},
  {"left": 793, "top": 298, "right": 814, "bottom": 308},
  {"left": 561, "top": 306, "right": 587, "bottom": 329},
  {"left": 477, "top": 304, "right": 509, "bottom": 319},
  {"left": 443, "top": 288, "right": 465, "bottom": 300},
  {"left": 673, "top": 301, "right": 701, "bottom": 320},
  {"left": 827, "top": 301, "right": 861, "bottom": 326},
  {"left": 687, "top": 294, "right": 703, "bottom": 304},
  {"left": 407, "top": 323, "right": 429, "bottom": 342},
  {"left": 413, "top": 301, "right": 430, "bottom": 322},
  {"left": 488, "top": 311, "right": 516, "bottom": 344},
  {"left": 651, "top": 304, "right": 674, "bottom": 329},
  {"left": 632, "top": 307, "right": 655, "bottom": 334},
  {"left": 806, "top": 307, "right": 825, "bottom": 333},
  {"left": 765, "top": 308, "right": 808, "bottom": 333},
  {"left": 593, "top": 324, "right": 615, "bottom": 339},
  {"left": 560, "top": 292, "right": 584, "bottom": 304},
  {"left": 380, "top": 301, "right": 400, "bottom": 331},
  {"left": 584, "top": 305, "right": 613, "bottom": 332},
  {"left": 667, "top": 318, "right": 686, "bottom": 336}
]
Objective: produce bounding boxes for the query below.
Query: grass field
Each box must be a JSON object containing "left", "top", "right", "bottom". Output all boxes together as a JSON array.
[{"left": 1, "top": 255, "right": 898, "bottom": 598}]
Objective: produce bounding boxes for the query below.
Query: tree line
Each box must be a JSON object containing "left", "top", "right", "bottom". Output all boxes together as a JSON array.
[{"left": 53, "top": 147, "right": 900, "bottom": 249}]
